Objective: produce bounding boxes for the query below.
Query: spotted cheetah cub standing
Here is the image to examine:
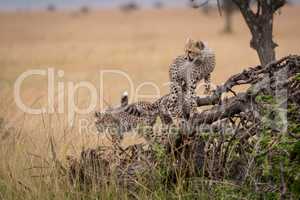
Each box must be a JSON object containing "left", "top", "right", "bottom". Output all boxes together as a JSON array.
[{"left": 168, "top": 38, "right": 215, "bottom": 120}]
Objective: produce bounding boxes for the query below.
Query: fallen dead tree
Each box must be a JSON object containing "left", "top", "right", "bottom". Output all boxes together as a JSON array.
[
  {"left": 173, "top": 55, "right": 300, "bottom": 192},
  {"left": 193, "top": 55, "right": 300, "bottom": 127},
  {"left": 65, "top": 55, "right": 300, "bottom": 198}
]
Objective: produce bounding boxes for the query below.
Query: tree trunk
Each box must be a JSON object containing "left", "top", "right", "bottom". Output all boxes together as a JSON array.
[
  {"left": 232, "top": 0, "right": 285, "bottom": 66},
  {"left": 249, "top": 6, "right": 276, "bottom": 65},
  {"left": 223, "top": 8, "right": 233, "bottom": 33},
  {"left": 223, "top": 0, "right": 235, "bottom": 33}
]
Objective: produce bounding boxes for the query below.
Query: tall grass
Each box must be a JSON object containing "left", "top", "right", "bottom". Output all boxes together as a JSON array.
[
  {"left": 0, "top": 111, "right": 235, "bottom": 200},
  {"left": 1, "top": 100, "right": 300, "bottom": 199}
]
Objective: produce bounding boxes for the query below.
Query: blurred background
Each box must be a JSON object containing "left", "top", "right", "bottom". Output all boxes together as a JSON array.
[
  {"left": 0, "top": 0, "right": 299, "bottom": 126},
  {"left": 0, "top": 0, "right": 299, "bottom": 183},
  {"left": 0, "top": 2, "right": 299, "bottom": 198},
  {"left": 0, "top": 0, "right": 187, "bottom": 10},
  {"left": 0, "top": 0, "right": 300, "bottom": 10}
]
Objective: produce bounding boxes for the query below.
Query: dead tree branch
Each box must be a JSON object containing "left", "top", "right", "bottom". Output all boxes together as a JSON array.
[{"left": 193, "top": 55, "right": 300, "bottom": 126}]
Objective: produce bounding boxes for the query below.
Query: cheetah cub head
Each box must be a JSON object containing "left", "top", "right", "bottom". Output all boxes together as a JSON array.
[
  {"left": 94, "top": 91, "right": 128, "bottom": 132},
  {"left": 184, "top": 38, "right": 206, "bottom": 61}
]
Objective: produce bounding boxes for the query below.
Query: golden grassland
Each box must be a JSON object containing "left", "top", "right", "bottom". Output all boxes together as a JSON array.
[{"left": 0, "top": 6, "right": 299, "bottom": 198}]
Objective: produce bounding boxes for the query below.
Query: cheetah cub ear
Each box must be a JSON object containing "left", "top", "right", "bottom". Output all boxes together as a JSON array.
[
  {"left": 185, "top": 38, "right": 194, "bottom": 48},
  {"left": 95, "top": 111, "right": 102, "bottom": 119},
  {"left": 195, "top": 41, "right": 205, "bottom": 50}
]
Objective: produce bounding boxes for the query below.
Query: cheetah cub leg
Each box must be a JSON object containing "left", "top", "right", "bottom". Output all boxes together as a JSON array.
[
  {"left": 204, "top": 74, "right": 212, "bottom": 95},
  {"left": 186, "top": 78, "right": 198, "bottom": 119},
  {"left": 169, "top": 81, "right": 184, "bottom": 119}
]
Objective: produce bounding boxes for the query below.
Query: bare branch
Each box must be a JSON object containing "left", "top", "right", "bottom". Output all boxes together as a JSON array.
[{"left": 191, "top": 55, "right": 299, "bottom": 126}]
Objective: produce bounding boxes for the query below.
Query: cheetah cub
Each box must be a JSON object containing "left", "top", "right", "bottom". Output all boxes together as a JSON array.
[
  {"left": 94, "top": 92, "right": 157, "bottom": 142},
  {"left": 168, "top": 38, "right": 215, "bottom": 120}
]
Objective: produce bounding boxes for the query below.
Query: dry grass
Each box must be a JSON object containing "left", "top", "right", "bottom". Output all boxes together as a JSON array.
[{"left": 0, "top": 6, "right": 299, "bottom": 199}]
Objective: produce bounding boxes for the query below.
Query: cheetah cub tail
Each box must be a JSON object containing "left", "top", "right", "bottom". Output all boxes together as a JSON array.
[
  {"left": 121, "top": 91, "right": 129, "bottom": 107},
  {"left": 122, "top": 91, "right": 128, "bottom": 97}
]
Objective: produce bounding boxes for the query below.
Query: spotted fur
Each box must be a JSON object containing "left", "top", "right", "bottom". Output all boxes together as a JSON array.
[
  {"left": 94, "top": 92, "right": 178, "bottom": 142},
  {"left": 168, "top": 38, "right": 215, "bottom": 120},
  {"left": 95, "top": 92, "right": 158, "bottom": 141}
]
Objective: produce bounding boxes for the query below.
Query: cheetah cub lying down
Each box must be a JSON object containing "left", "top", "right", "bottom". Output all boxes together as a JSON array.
[
  {"left": 168, "top": 38, "right": 216, "bottom": 120},
  {"left": 94, "top": 92, "right": 178, "bottom": 141},
  {"left": 94, "top": 92, "right": 158, "bottom": 141}
]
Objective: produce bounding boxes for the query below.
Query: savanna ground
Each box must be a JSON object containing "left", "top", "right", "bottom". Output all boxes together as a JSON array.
[{"left": 0, "top": 5, "right": 299, "bottom": 199}]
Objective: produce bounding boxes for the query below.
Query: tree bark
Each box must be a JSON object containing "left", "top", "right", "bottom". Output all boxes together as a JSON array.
[
  {"left": 231, "top": 0, "right": 286, "bottom": 65},
  {"left": 191, "top": 55, "right": 299, "bottom": 127}
]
